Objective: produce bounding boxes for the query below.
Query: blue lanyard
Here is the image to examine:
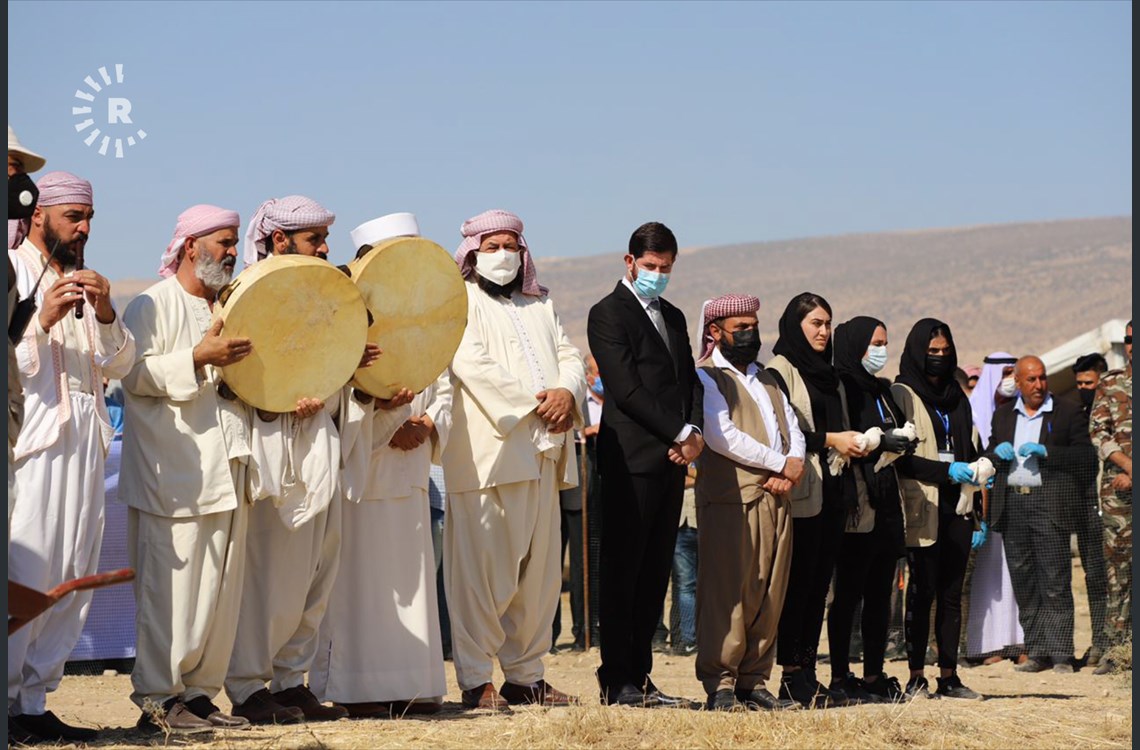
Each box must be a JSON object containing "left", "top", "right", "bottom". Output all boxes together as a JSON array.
[
  {"left": 934, "top": 408, "right": 952, "bottom": 451},
  {"left": 875, "top": 397, "right": 896, "bottom": 427}
]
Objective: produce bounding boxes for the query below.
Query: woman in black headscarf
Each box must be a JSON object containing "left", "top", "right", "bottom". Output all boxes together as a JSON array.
[
  {"left": 891, "top": 318, "right": 982, "bottom": 700},
  {"left": 826, "top": 316, "right": 914, "bottom": 703},
  {"left": 767, "top": 293, "right": 866, "bottom": 708}
]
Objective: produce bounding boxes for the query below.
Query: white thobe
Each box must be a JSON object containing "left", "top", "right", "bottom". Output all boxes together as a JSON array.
[
  {"left": 119, "top": 275, "right": 252, "bottom": 708},
  {"left": 442, "top": 282, "right": 586, "bottom": 690},
  {"left": 8, "top": 240, "right": 135, "bottom": 716},
  {"left": 225, "top": 388, "right": 409, "bottom": 705},
  {"left": 311, "top": 373, "right": 452, "bottom": 705}
]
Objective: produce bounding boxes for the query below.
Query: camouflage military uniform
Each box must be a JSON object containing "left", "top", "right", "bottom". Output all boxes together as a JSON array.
[{"left": 1089, "top": 368, "right": 1132, "bottom": 646}]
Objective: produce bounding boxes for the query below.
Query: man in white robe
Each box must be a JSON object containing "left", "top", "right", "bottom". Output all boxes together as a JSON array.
[
  {"left": 443, "top": 209, "right": 586, "bottom": 710},
  {"left": 224, "top": 196, "right": 412, "bottom": 724},
  {"left": 120, "top": 204, "right": 256, "bottom": 734},
  {"left": 8, "top": 171, "right": 135, "bottom": 743},
  {"left": 8, "top": 124, "right": 48, "bottom": 528},
  {"left": 311, "top": 213, "right": 451, "bottom": 717}
]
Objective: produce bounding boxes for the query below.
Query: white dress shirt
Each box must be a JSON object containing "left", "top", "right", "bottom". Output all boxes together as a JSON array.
[
  {"left": 697, "top": 346, "right": 806, "bottom": 472},
  {"left": 619, "top": 275, "right": 697, "bottom": 444}
]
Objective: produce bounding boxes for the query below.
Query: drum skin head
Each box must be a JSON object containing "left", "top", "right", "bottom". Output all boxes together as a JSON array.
[
  {"left": 348, "top": 237, "right": 468, "bottom": 399},
  {"left": 218, "top": 255, "right": 369, "bottom": 412}
]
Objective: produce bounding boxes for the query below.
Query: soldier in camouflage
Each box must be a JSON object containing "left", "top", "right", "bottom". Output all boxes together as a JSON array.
[{"left": 1090, "top": 321, "right": 1132, "bottom": 675}]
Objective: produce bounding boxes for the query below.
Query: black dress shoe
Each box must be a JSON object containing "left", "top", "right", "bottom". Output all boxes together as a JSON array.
[
  {"left": 184, "top": 696, "right": 252, "bottom": 728},
  {"left": 603, "top": 683, "right": 661, "bottom": 707},
  {"left": 273, "top": 685, "right": 350, "bottom": 721},
  {"left": 9, "top": 710, "right": 99, "bottom": 742},
  {"left": 231, "top": 688, "right": 305, "bottom": 724},
  {"left": 705, "top": 689, "right": 740, "bottom": 711},
  {"left": 735, "top": 687, "right": 800, "bottom": 711},
  {"left": 645, "top": 679, "right": 695, "bottom": 708}
]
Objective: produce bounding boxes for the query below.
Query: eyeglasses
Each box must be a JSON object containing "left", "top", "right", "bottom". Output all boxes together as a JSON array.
[{"left": 1125, "top": 335, "right": 1133, "bottom": 345}]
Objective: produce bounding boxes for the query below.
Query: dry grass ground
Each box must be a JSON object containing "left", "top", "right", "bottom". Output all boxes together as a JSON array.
[
  {"left": 25, "top": 555, "right": 1132, "bottom": 750},
  {"left": 22, "top": 650, "right": 1132, "bottom": 750}
]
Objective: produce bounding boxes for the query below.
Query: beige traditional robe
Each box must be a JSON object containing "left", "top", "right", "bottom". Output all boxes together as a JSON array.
[
  {"left": 8, "top": 240, "right": 135, "bottom": 716},
  {"left": 442, "top": 282, "right": 586, "bottom": 691},
  {"left": 119, "top": 275, "right": 251, "bottom": 709}
]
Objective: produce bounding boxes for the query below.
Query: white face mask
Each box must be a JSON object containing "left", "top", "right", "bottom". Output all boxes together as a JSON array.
[
  {"left": 997, "top": 376, "right": 1017, "bottom": 398},
  {"left": 861, "top": 345, "right": 889, "bottom": 375},
  {"left": 474, "top": 249, "right": 522, "bottom": 286}
]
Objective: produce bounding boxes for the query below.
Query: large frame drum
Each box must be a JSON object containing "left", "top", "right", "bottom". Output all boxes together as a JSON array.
[
  {"left": 348, "top": 237, "right": 467, "bottom": 399},
  {"left": 216, "top": 254, "right": 369, "bottom": 412}
]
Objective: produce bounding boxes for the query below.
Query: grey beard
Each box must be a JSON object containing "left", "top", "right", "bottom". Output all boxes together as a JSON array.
[{"left": 195, "top": 252, "right": 234, "bottom": 291}]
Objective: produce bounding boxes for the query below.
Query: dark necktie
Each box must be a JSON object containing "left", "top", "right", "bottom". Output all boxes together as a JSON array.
[{"left": 647, "top": 299, "right": 672, "bottom": 354}]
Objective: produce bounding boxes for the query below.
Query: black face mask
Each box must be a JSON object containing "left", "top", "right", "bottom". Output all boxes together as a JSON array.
[
  {"left": 1078, "top": 388, "right": 1096, "bottom": 408},
  {"left": 8, "top": 173, "right": 39, "bottom": 220},
  {"left": 924, "top": 354, "right": 954, "bottom": 378},
  {"left": 720, "top": 327, "right": 762, "bottom": 368}
]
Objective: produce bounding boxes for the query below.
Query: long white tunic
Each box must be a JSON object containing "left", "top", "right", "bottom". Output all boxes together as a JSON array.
[
  {"left": 8, "top": 240, "right": 135, "bottom": 716},
  {"left": 311, "top": 373, "right": 453, "bottom": 704},
  {"left": 119, "top": 276, "right": 251, "bottom": 517},
  {"left": 119, "top": 274, "right": 252, "bottom": 707},
  {"left": 442, "top": 282, "right": 586, "bottom": 493}
]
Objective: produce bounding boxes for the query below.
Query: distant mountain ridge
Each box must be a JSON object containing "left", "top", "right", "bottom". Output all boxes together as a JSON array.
[{"left": 112, "top": 216, "right": 1132, "bottom": 370}]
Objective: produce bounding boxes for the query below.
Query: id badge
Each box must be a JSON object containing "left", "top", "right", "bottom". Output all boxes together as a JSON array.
[{"left": 938, "top": 451, "right": 955, "bottom": 464}]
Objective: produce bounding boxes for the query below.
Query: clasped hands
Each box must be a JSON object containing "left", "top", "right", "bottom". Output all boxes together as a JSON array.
[
  {"left": 535, "top": 388, "right": 575, "bottom": 434},
  {"left": 667, "top": 431, "right": 705, "bottom": 466},
  {"left": 761, "top": 456, "right": 805, "bottom": 495}
]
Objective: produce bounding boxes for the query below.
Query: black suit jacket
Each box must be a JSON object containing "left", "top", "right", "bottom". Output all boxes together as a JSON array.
[
  {"left": 587, "top": 282, "right": 703, "bottom": 475},
  {"left": 987, "top": 395, "right": 1095, "bottom": 533}
]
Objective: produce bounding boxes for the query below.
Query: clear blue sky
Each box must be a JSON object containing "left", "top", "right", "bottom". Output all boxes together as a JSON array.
[{"left": 8, "top": 1, "right": 1132, "bottom": 280}]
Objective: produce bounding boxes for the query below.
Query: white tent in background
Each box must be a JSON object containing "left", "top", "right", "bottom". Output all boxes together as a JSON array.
[{"left": 1041, "top": 318, "right": 1130, "bottom": 395}]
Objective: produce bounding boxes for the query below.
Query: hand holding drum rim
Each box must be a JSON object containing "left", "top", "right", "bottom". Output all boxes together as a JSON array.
[
  {"left": 375, "top": 387, "right": 415, "bottom": 411},
  {"left": 193, "top": 317, "right": 253, "bottom": 369},
  {"left": 358, "top": 342, "right": 382, "bottom": 369}
]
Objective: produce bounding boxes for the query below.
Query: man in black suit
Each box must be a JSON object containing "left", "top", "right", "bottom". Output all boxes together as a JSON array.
[
  {"left": 587, "top": 222, "right": 704, "bottom": 707},
  {"left": 988, "top": 355, "right": 1095, "bottom": 674}
]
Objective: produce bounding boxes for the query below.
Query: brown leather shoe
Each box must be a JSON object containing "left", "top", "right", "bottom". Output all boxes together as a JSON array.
[
  {"left": 136, "top": 698, "right": 214, "bottom": 735},
  {"left": 500, "top": 679, "right": 576, "bottom": 707},
  {"left": 272, "top": 685, "right": 349, "bottom": 721},
  {"left": 231, "top": 688, "right": 305, "bottom": 725},
  {"left": 184, "top": 696, "right": 251, "bottom": 729},
  {"left": 461, "top": 682, "right": 510, "bottom": 711}
]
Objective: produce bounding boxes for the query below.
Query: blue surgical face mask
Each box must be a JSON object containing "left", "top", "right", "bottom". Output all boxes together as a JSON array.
[
  {"left": 862, "top": 345, "right": 889, "bottom": 375},
  {"left": 631, "top": 266, "right": 669, "bottom": 299},
  {"left": 590, "top": 376, "right": 604, "bottom": 396}
]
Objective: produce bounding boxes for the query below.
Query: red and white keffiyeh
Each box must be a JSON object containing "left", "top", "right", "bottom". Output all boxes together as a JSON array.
[
  {"left": 159, "top": 204, "right": 242, "bottom": 278},
  {"left": 453, "top": 209, "right": 547, "bottom": 297},
  {"left": 243, "top": 195, "right": 335, "bottom": 267},
  {"left": 699, "top": 293, "right": 760, "bottom": 360}
]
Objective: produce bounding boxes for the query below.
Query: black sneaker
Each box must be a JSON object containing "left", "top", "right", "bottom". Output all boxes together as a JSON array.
[
  {"left": 935, "top": 673, "right": 982, "bottom": 700},
  {"left": 780, "top": 671, "right": 841, "bottom": 708},
  {"left": 904, "top": 675, "right": 931, "bottom": 699},
  {"left": 862, "top": 673, "right": 905, "bottom": 702},
  {"left": 828, "top": 672, "right": 883, "bottom": 705}
]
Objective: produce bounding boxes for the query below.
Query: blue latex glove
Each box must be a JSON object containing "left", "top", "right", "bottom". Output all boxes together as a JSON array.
[
  {"left": 948, "top": 462, "right": 976, "bottom": 484},
  {"left": 1018, "top": 442, "right": 1048, "bottom": 459},
  {"left": 993, "top": 442, "right": 1016, "bottom": 461},
  {"left": 986, "top": 476, "right": 995, "bottom": 490},
  {"left": 971, "top": 520, "right": 990, "bottom": 550}
]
